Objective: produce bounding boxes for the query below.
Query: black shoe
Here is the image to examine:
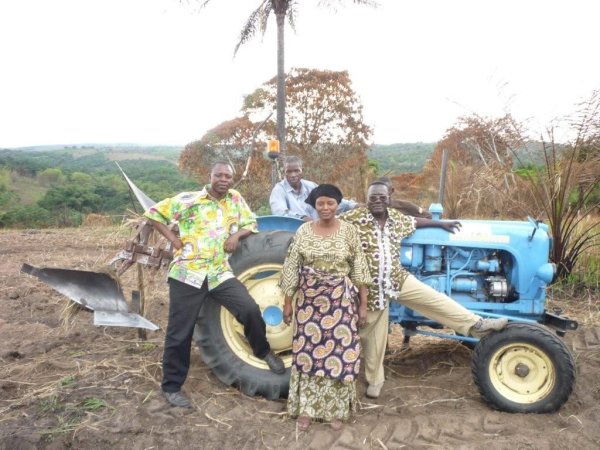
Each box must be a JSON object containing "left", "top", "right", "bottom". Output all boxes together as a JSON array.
[
  {"left": 163, "top": 390, "right": 192, "bottom": 408},
  {"left": 263, "top": 351, "right": 285, "bottom": 374}
]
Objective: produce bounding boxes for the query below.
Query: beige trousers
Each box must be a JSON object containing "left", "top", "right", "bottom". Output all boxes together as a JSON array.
[
  {"left": 360, "top": 274, "right": 480, "bottom": 386},
  {"left": 360, "top": 308, "right": 389, "bottom": 386}
]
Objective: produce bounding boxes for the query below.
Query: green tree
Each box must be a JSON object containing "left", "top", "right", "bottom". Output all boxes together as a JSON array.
[
  {"left": 0, "top": 168, "right": 17, "bottom": 209},
  {"left": 93, "top": 175, "right": 131, "bottom": 214},
  {"left": 70, "top": 172, "right": 94, "bottom": 185},
  {"left": 41, "top": 184, "right": 102, "bottom": 214},
  {"left": 0, "top": 205, "right": 53, "bottom": 228},
  {"left": 0, "top": 168, "right": 11, "bottom": 192},
  {"left": 37, "top": 167, "right": 65, "bottom": 185},
  {"left": 200, "top": 0, "right": 376, "bottom": 153}
]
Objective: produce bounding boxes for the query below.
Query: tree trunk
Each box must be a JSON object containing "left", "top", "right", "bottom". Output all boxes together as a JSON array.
[{"left": 276, "top": 11, "right": 286, "bottom": 155}]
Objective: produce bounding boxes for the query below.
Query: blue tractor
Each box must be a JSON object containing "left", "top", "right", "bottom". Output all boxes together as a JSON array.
[
  {"left": 22, "top": 165, "right": 578, "bottom": 414},
  {"left": 194, "top": 207, "right": 577, "bottom": 414}
]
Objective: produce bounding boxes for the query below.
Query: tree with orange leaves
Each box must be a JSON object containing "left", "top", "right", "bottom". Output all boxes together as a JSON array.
[
  {"left": 244, "top": 68, "right": 373, "bottom": 201},
  {"left": 180, "top": 68, "right": 373, "bottom": 209},
  {"left": 416, "top": 114, "right": 522, "bottom": 218}
]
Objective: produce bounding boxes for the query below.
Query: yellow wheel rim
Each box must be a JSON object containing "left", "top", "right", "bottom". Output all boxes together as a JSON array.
[
  {"left": 220, "top": 263, "right": 293, "bottom": 370},
  {"left": 488, "top": 342, "right": 555, "bottom": 404}
]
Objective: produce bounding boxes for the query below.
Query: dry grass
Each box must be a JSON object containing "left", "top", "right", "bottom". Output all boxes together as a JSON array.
[
  {"left": 82, "top": 214, "right": 113, "bottom": 228},
  {"left": 569, "top": 218, "right": 600, "bottom": 287},
  {"left": 9, "top": 173, "right": 49, "bottom": 205},
  {"left": 0, "top": 327, "right": 164, "bottom": 442},
  {"left": 548, "top": 286, "right": 600, "bottom": 327},
  {"left": 0, "top": 332, "right": 162, "bottom": 404}
]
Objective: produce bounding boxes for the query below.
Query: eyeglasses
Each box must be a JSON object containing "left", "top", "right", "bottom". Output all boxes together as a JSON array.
[{"left": 368, "top": 195, "right": 389, "bottom": 202}]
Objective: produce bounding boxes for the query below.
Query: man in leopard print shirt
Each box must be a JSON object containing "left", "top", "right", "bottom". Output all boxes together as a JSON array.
[{"left": 341, "top": 181, "right": 507, "bottom": 399}]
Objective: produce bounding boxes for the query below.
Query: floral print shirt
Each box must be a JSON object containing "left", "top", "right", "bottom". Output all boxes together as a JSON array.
[
  {"left": 341, "top": 207, "right": 416, "bottom": 310},
  {"left": 144, "top": 186, "right": 258, "bottom": 290},
  {"left": 278, "top": 221, "right": 371, "bottom": 297}
]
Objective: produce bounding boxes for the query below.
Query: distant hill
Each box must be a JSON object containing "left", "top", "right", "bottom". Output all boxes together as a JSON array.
[
  {"left": 2, "top": 142, "right": 437, "bottom": 176},
  {"left": 2, "top": 141, "right": 548, "bottom": 176},
  {"left": 368, "top": 141, "right": 563, "bottom": 175},
  {"left": 0, "top": 145, "right": 183, "bottom": 176},
  {"left": 0, "top": 145, "right": 195, "bottom": 228},
  {"left": 369, "top": 143, "right": 436, "bottom": 175}
]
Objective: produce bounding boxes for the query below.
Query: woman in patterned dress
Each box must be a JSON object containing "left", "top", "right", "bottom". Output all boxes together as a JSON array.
[{"left": 279, "top": 184, "right": 371, "bottom": 431}]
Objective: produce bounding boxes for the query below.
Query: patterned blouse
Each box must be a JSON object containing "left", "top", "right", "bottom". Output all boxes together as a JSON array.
[
  {"left": 341, "top": 207, "right": 416, "bottom": 311},
  {"left": 144, "top": 186, "right": 258, "bottom": 290},
  {"left": 279, "top": 221, "right": 371, "bottom": 297}
]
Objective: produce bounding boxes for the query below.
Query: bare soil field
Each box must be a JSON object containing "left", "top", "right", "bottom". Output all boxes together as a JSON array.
[{"left": 1, "top": 227, "right": 600, "bottom": 450}]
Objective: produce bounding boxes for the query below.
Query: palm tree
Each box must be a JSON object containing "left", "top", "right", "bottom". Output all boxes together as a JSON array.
[{"left": 201, "top": 0, "right": 377, "bottom": 154}]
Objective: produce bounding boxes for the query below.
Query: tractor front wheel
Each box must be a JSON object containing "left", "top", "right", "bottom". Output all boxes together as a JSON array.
[{"left": 471, "top": 322, "right": 575, "bottom": 413}]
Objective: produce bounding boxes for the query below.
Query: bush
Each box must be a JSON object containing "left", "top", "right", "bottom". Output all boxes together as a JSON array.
[{"left": 0, "top": 205, "right": 54, "bottom": 228}]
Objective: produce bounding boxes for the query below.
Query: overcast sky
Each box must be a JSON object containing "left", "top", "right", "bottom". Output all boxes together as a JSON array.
[{"left": 1, "top": 0, "right": 598, "bottom": 148}]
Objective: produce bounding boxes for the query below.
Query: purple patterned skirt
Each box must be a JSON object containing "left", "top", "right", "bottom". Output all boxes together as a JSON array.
[{"left": 292, "top": 266, "right": 361, "bottom": 383}]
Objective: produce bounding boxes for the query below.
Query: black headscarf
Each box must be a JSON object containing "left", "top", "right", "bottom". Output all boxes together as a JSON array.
[{"left": 305, "top": 184, "right": 343, "bottom": 208}]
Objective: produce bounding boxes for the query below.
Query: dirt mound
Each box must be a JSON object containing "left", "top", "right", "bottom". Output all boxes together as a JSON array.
[{"left": 1, "top": 227, "right": 599, "bottom": 449}]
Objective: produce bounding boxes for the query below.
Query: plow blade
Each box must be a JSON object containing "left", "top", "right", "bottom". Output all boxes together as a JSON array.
[
  {"left": 21, "top": 263, "right": 159, "bottom": 330},
  {"left": 93, "top": 310, "right": 159, "bottom": 330},
  {"left": 115, "top": 162, "right": 156, "bottom": 211}
]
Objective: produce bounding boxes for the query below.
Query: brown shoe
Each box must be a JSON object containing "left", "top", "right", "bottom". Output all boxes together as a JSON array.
[
  {"left": 330, "top": 419, "right": 343, "bottom": 431},
  {"left": 297, "top": 416, "right": 311, "bottom": 431}
]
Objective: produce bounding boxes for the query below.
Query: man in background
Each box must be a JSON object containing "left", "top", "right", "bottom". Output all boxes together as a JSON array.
[{"left": 270, "top": 155, "right": 357, "bottom": 220}]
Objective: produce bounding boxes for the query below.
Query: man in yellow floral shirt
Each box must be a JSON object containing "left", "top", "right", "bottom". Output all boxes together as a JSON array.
[
  {"left": 145, "top": 161, "right": 284, "bottom": 408},
  {"left": 341, "top": 181, "right": 507, "bottom": 399}
]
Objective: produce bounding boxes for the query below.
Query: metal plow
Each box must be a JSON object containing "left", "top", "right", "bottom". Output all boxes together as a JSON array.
[
  {"left": 21, "top": 263, "right": 159, "bottom": 331},
  {"left": 20, "top": 164, "right": 169, "bottom": 331}
]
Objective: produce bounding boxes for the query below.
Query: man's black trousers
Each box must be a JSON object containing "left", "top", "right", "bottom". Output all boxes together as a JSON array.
[{"left": 162, "top": 277, "right": 271, "bottom": 393}]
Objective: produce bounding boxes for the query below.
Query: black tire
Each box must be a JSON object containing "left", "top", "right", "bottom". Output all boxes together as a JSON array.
[
  {"left": 228, "top": 230, "right": 294, "bottom": 275},
  {"left": 471, "top": 322, "right": 575, "bottom": 413},
  {"left": 193, "top": 231, "right": 295, "bottom": 400}
]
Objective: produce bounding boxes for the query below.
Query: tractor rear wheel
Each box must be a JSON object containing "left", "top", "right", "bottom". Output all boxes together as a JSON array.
[
  {"left": 193, "top": 231, "right": 294, "bottom": 400},
  {"left": 471, "top": 322, "right": 575, "bottom": 413}
]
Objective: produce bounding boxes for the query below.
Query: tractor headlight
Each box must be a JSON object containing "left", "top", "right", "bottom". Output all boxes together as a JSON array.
[{"left": 536, "top": 263, "right": 556, "bottom": 284}]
